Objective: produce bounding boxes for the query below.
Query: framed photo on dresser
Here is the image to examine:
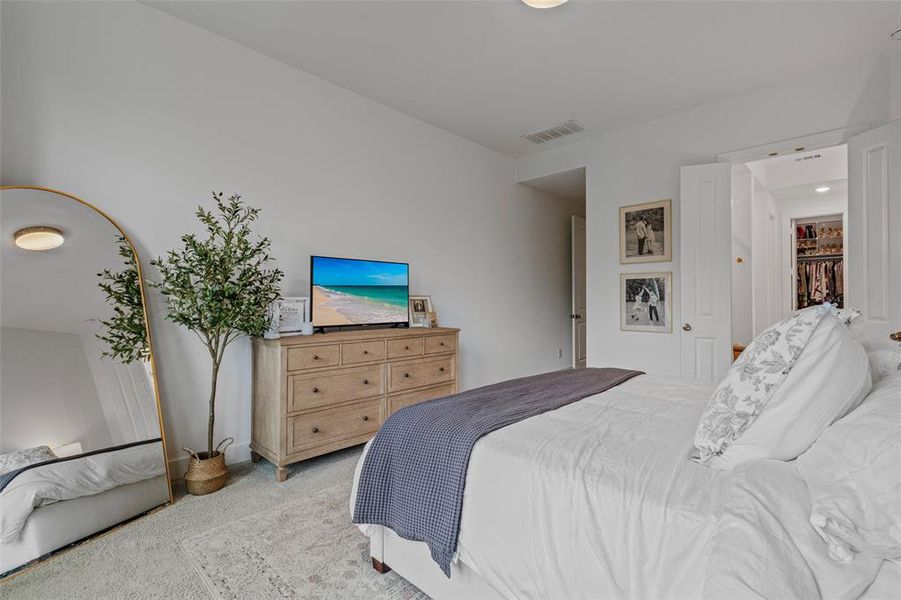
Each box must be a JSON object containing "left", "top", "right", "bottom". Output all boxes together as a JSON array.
[
  {"left": 621, "top": 272, "right": 672, "bottom": 333},
  {"left": 620, "top": 199, "right": 672, "bottom": 264},
  {"left": 409, "top": 295, "right": 433, "bottom": 328}
]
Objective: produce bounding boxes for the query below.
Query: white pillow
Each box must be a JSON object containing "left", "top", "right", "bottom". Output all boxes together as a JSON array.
[
  {"left": 0, "top": 446, "right": 57, "bottom": 476},
  {"left": 867, "top": 347, "right": 901, "bottom": 384},
  {"left": 709, "top": 313, "right": 872, "bottom": 469},
  {"left": 693, "top": 304, "right": 832, "bottom": 464},
  {"left": 796, "top": 371, "right": 901, "bottom": 562}
]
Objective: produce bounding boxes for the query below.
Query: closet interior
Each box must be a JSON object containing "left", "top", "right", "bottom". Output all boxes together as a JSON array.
[{"left": 793, "top": 215, "right": 844, "bottom": 309}]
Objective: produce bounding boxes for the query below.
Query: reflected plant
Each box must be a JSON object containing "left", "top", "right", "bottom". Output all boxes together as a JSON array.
[
  {"left": 97, "top": 237, "right": 150, "bottom": 364},
  {"left": 151, "top": 193, "right": 283, "bottom": 458}
]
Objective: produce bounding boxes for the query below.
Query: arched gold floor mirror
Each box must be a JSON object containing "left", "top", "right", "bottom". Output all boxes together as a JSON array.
[{"left": 0, "top": 186, "right": 171, "bottom": 576}]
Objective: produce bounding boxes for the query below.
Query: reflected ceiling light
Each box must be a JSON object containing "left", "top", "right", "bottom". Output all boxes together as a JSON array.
[
  {"left": 13, "top": 226, "right": 65, "bottom": 251},
  {"left": 521, "top": 0, "right": 568, "bottom": 8},
  {"left": 815, "top": 186, "right": 831, "bottom": 194}
]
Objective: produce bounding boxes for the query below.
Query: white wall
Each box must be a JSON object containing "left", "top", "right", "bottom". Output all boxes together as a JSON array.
[
  {"left": 516, "top": 53, "right": 893, "bottom": 375},
  {"left": 1, "top": 327, "right": 113, "bottom": 453},
  {"left": 892, "top": 45, "right": 901, "bottom": 121},
  {"left": 749, "top": 176, "right": 780, "bottom": 336},
  {"left": 0, "top": 1, "right": 583, "bottom": 474}
]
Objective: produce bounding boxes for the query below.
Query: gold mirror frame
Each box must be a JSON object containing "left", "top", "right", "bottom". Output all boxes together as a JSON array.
[{"left": 0, "top": 185, "right": 173, "bottom": 503}]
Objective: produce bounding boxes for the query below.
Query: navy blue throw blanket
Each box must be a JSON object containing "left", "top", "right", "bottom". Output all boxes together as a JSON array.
[{"left": 352, "top": 367, "right": 643, "bottom": 576}]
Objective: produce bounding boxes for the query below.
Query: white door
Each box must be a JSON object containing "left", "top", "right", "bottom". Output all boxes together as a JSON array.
[
  {"left": 571, "top": 216, "right": 587, "bottom": 368},
  {"left": 680, "top": 163, "right": 733, "bottom": 381},
  {"left": 847, "top": 120, "right": 901, "bottom": 348}
]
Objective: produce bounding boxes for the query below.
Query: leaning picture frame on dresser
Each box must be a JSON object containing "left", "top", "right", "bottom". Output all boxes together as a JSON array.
[{"left": 250, "top": 326, "right": 460, "bottom": 481}]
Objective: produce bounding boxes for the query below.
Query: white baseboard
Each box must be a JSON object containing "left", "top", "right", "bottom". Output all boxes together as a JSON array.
[{"left": 166, "top": 440, "right": 251, "bottom": 480}]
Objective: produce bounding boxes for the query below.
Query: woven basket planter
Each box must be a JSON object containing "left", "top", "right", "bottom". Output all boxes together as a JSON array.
[{"left": 184, "top": 438, "right": 232, "bottom": 496}]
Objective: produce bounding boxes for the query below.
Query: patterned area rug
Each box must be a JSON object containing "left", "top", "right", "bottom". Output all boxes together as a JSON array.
[{"left": 179, "top": 481, "right": 428, "bottom": 600}]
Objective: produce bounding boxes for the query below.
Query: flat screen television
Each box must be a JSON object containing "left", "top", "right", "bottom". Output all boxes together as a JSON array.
[{"left": 310, "top": 256, "right": 409, "bottom": 328}]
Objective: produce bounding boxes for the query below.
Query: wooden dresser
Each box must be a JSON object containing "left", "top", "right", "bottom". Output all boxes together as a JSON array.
[{"left": 251, "top": 327, "right": 460, "bottom": 481}]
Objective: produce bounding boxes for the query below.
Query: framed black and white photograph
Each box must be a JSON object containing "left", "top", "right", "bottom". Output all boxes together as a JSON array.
[
  {"left": 409, "top": 295, "right": 433, "bottom": 328},
  {"left": 619, "top": 199, "right": 672, "bottom": 264},
  {"left": 621, "top": 272, "right": 672, "bottom": 333}
]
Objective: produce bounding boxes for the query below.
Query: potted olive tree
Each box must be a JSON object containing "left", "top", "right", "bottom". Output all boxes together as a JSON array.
[
  {"left": 152, "top": 193, "right": 282, "bottom": 495},
  {"left": 96, "top": 236, "right": 150, "bottom": 364}
]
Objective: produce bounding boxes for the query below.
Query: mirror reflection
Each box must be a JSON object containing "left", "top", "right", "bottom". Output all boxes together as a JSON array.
[{"left": 0, "top": 187, "right": 170, "bottom": 575}]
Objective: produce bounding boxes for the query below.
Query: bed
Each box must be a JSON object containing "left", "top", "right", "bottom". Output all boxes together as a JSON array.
[
  {"left": 0, "top": 440, "right": 168, "bottom": 574},
  {"left": 350, "top": 307, "right": 901, "bottom": 599}
]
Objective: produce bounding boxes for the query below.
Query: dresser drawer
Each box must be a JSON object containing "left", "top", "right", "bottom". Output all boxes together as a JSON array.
[
  {"left": 287, "top": 398, "right": 380, "bottom": 454},
  {"left": 388, "top": 383, "right": 455, "bottom": 415},
  {"left": 287, "top": 344, "right": 339, "bottom": 371},
  {"left": 288, "top": 365, "right": 384, "bottom": 412},
  {"left": 424, "top": 334, "right": 456, "bottom": 355},
  {"left": 387, "top": 337, "right": 424, "bottom": 359},
  {"left": 342, "top": 340, "right": 386, "bottom": 365},
  {"left": 389, "top": 356, "right": 455, "bottom": 392}
]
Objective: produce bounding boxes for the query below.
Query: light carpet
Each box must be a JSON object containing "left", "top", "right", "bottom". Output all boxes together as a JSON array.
[{"left": 0, "top": 446, "right": 426, "bottom": 600}]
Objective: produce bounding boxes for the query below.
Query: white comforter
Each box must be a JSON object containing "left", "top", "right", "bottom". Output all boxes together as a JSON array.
[
  {"left": 0, "top": 442, "right": 166, "bottom": 543},
  {"left": 353, "top": 374, "right": 885, "bottom": 599}
]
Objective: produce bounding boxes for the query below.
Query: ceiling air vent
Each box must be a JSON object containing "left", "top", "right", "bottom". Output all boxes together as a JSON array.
[{"left": 521, "top": 120, "right": 584, "bottom": 145}]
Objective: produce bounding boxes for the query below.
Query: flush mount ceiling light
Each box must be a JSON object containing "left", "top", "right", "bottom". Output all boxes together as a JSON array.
[
  {"left": 14, "top": 226, "right": 65, "bottom": 251},
  {"left": 521, "top": 0, "right": 568, "bottom": 8},
  {"left": 815, "top": 186, "right": 831, "bottom": 194}
]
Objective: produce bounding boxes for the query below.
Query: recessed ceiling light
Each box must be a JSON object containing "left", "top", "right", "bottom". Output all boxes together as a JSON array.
[
  {"left": 815, "top": 186, "right": 830, "bottom": 194},
  {"left": 521, "top": 0, "right": 568, "bottom": 8},
  {"left": 14, "top": 226, "right": 65, "bottom": 251}
]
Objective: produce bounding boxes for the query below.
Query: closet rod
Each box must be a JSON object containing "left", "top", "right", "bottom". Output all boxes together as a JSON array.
[{"left": 797, "top": 254, "right": 843, "bottom": 261}]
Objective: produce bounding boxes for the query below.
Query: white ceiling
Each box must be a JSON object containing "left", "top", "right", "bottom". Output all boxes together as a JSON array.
[
  {"left": 145, "top": 0, "right": 900, "bottom": 157},
  {"left": 770, "top": 178, "right": 848, "bottom": 205},
  {"left": 522, "top": 167, "right": 585, "bottom": 203},
  {"left": 1, "top": 189, "right": 126, "bottom": 335},
  {"left": 748, "top": 144, "right": 848, "bottom": 191}
]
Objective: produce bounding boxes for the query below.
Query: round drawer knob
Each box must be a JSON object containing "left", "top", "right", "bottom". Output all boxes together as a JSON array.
[
  {"left": 404, "top": 345, "right": 410, "bottom": 350},
  {"left": 362, "top": 415, "right": 369, "bottom": 421},
  {"left": 403, "top": 373, "right": 410, "bottom": 378},
  {"left": 439, "top": 367, "right": 445, "bottom": 372},
  {"left": 312, "top": 427, "right": 319, "bottom": 433},
  {"left": 362, "top": 379, "right": 369, "bottom": 385},
  {"left": 312, "top": 387, "right": 319, "bottom": 393},
  {"left": 312, "top": 354, "right": 319, "bottom": 360},
  {"left": 440, "top": 342, "right": 445, "bottom": 346},
  {"left": 363, "top": 350, "right": 368, "bottom": 354}
]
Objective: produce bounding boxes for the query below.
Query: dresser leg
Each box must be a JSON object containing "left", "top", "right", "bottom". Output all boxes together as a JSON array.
[
  {"left": 250, "top": 450, "right": 262, "bottom": 463},
  {"left": 371, "top": 558, "right": 391, "bottom": 574},
  {"left": 276, "top": 466, "right": 288, "bottom": 482}
]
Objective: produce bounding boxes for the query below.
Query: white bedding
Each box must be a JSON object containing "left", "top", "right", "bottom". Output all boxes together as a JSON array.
[
  {"left": 0, "top": 442, "right": 166, "bottom": 543},
  {"left": 352, "top": 374, "right": 885, "bottom": 599}
]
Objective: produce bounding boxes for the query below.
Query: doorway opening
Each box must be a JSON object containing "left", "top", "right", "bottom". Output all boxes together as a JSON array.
[
  {"left": 730, "top": 144, "right": 848, "bottom": 354},
  {"left": 520, "top": 167, "right": 587, "bottom": 368}
]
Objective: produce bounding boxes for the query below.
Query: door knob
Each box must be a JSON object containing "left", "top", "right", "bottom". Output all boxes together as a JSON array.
[{"left": 682, "top": 323, "right": 692, "bottom": 332}]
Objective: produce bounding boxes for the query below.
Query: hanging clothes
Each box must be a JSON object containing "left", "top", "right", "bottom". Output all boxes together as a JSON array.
[{"left": 797, "top": 259, "right": 844, "bottom": 309}]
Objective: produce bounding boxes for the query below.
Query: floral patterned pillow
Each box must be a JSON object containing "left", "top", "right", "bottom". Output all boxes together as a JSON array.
[
  {"left": 0, "top": 446, "right": 57, "bottom": 476},
  {"left": 693, "top": 304, "right": 833, "bottom": 463}
]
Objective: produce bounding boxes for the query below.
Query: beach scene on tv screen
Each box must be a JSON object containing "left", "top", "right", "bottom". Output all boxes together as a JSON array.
[{"left": 312, "top": 257, "right": 409, "bottom": 326}]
